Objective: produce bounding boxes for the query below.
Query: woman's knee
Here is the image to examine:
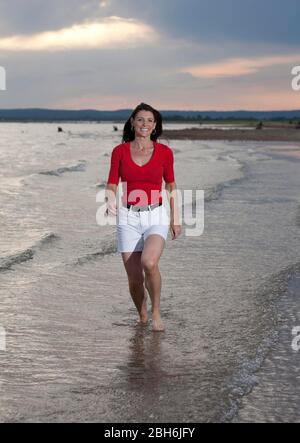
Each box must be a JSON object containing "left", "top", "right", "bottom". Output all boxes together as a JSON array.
[{"left": 141, "top": 257, "right": 158, "bottom": 274}]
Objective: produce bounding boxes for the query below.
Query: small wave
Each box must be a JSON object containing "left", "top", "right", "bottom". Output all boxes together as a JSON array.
[
  {"left": 0, "top": 248, "right": 35, "bottom": 272},
  {"left": 219, "top": 261, "right": 300, "bottom": 422},
  {"left": 73, "top": 239, "right": 117, "bottom": 266},
  {"left": 67, "top": 131, "right": 101, "bottom": 140},
  {"left": 95, "top": 181, "right": 106, "bottom": 189},
  {"left": 38, "top": 232, "right": 60, "bottom": 246},
  {"left": 0, "top": 232, "right": 60, "bottom": 272},
  {"left": 249, "top": 154, "right": 272, "bottom": 161},
  {"left": 175, "top": 158, "right": 249, "bottom": 206},
  {"left": 216, "top": 154, "right": 237, "bottom": 161},
  {"left": 205, "top": 160, "right": 250, "bottom": 202},
  {"left": 205, "top": 182, "right": 226, "bottom": 202},
  {"left": 39, "top": 160, "right": 87, "bottom": 177},
  {"left": 220, "top": 331, "right": 279, "bottom": 422}
]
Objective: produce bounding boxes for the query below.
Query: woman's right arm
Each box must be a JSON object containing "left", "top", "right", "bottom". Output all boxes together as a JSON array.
[
  {"left": 105, "top": 145, "right": 121, "bottom": 216},
  {"left": 105, "top": 183, "right": 117, "bottom": 216},
  {"left": 105, "top": 146, "right": 121, "bottom": 216}
]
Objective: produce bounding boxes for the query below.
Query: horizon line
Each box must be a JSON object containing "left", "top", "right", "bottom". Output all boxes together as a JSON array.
[{"left": 1, "top": 107, "right": 300, "bottom": 113}]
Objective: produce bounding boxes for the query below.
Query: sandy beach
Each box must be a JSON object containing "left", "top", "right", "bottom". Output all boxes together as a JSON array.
[
  {"left": 161, "top": 126, "right": 300, "bottom": 160},
  {"left": 162, "top": 127, "right": 300, "bottom": 142},
  {"left": 266, "top": 148, "right": 300, "bottom": 159}
]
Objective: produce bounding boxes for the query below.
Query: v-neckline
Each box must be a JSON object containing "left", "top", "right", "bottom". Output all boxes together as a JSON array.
[{"left": 128, "top": 141, "right": 156, "bottom": 168}]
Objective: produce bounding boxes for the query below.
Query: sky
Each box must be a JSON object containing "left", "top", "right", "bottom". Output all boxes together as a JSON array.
[{"left": 0, "top": 0, "right": 300, "bottom": 110}]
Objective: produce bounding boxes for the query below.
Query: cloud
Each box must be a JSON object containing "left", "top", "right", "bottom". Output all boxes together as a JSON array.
[
  {"left": 0, "top": 0, "right": 299, "bottom": 110},
  {"left": 103, "top": 0, "right": 300, "bottom": 46},
  {"left": 0, "top": 16, "right": 158, "bottom": 51},
  {"left": 0, "top": 0, "right": 104, "bottom": 37},
  {"left": 181, "top": 54, "right": 300, "bottom": 78}
]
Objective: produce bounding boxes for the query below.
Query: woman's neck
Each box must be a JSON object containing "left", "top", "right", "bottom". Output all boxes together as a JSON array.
[{"left": 132, "top": 137, "right": 154, "bottom": 150}]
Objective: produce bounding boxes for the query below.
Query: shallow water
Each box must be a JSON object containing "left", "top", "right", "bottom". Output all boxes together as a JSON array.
[{"left": 0, "top": 123, "right": 299, "bottom": 422}]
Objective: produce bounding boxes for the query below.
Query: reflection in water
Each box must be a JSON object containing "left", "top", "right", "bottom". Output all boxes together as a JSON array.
[{"left": 124, "top": 326, "right": 166, "bottom": 390}]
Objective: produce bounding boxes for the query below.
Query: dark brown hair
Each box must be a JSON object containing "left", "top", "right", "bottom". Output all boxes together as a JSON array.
[{"left": 122, "top": 102, "right": 163, "bottom": 143}]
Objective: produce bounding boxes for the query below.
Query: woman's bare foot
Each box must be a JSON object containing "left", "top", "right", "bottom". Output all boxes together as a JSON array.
[{"left": 152, "top": 312, "right": 165, "bottom": 332}]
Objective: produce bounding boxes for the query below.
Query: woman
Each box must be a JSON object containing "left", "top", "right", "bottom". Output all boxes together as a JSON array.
[{"left": 105, "top": 103, "right": 181, "bottom": 331}]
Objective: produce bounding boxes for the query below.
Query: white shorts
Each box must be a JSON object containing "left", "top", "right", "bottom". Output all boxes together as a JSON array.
[{"left": 117, "top": 204, "right": 170, "bottom": 252}]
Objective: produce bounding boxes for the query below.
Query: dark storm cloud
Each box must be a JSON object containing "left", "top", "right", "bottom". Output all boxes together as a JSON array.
[{"left": 105, "top": 0, "right": 300, "bottom": 45}]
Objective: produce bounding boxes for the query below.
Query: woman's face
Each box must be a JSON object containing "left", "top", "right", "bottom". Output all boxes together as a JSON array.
[{"left": 131, "top": 110, "right": 156, "bottom": 138}]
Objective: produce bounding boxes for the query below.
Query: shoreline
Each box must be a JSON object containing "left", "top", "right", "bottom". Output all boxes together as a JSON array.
[
  {"left": 161, "top": 127, "right": 300, "bottom": 142},
  {"left": 233, "top": 271, "right": 300, "bottom": 423}
]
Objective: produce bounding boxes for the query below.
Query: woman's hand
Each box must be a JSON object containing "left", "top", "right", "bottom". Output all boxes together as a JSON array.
[
  {"left": 170, "top": 222, "right": 182, "bottom": 240},
  {"left": 105, "top": 200, "right": 117, "bottom": 216}
]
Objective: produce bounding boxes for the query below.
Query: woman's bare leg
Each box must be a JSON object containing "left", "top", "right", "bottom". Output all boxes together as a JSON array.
[
  {"left": 141, "top": 235, "right": 166, "bottom": 331},
  {"left": 121, "top": 251, "right": 148, "bottom": 324}
]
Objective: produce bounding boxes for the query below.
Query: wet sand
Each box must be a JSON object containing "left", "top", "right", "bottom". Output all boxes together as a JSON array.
[
  {"left": 162, "top": 127, "right": 300, "bottom": 142},
  {"left": 162, "top": 127, "right": 300, "bottom": 162},
  {"left": 267, "top": 149, "right": 300, "bottom": 159}
]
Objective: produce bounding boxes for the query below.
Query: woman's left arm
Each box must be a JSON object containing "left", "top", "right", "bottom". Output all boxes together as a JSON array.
[{"left": 165, "top": 181, "right": 182, "bottom": 240}]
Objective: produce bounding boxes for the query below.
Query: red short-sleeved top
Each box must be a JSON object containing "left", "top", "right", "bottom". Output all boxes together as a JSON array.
[{"left": 106, "top": 141, "right": 175, "bottom": 205}]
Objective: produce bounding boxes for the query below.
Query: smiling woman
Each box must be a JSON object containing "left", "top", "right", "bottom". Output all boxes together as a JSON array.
[
  {"left": 0, "top": 17, "right": 157, "bottom": 51},
  {"left": 105, "top": 103, "right": 182, "bottom": 331}
]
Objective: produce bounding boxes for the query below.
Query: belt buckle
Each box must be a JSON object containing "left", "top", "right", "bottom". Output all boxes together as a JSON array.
[{"left": 131, "top": 204, "right": 152, "bottom": 212}]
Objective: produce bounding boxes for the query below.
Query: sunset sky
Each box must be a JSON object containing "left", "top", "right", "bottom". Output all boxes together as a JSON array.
[{"left": 0, "top": 0, "right": 299, "bottom": 110}]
